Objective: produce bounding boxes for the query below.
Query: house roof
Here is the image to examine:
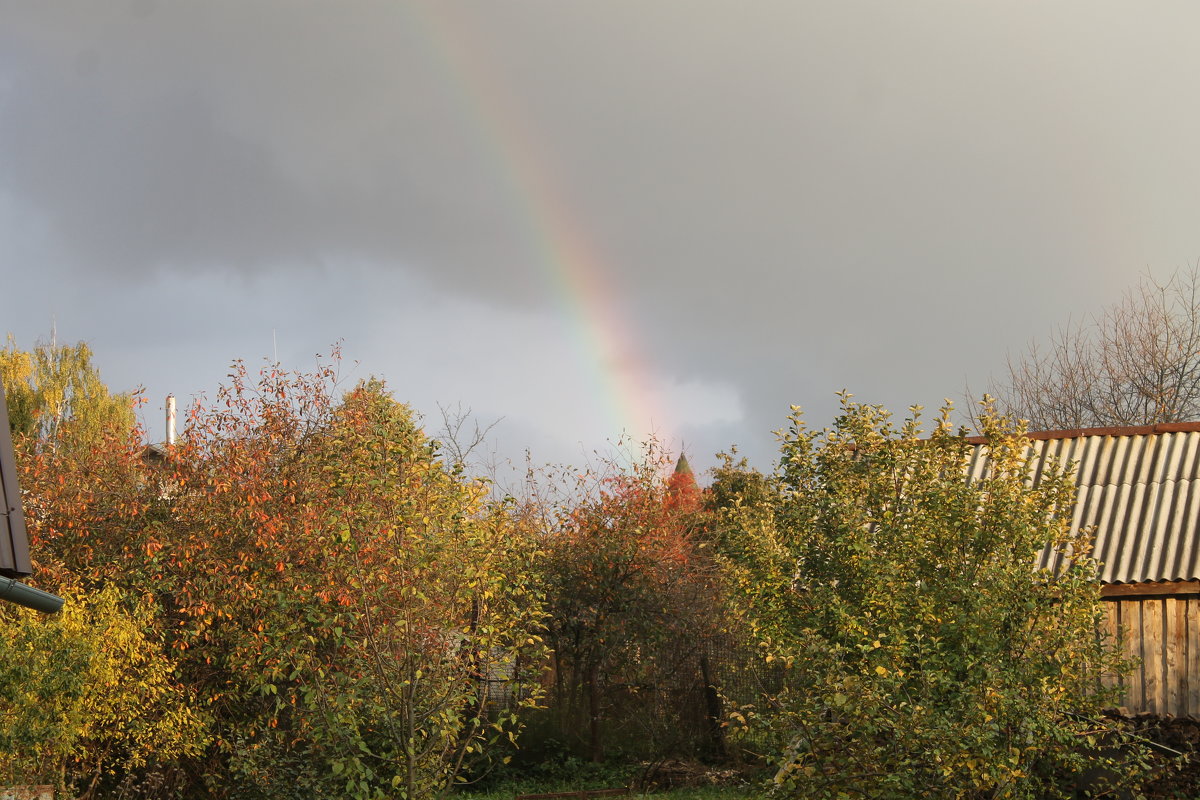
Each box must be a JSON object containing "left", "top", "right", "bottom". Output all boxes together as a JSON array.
[
  {"left": 966, "top": 422, "right": 1200, "bottom": 584},
  {"left": 0, "top": 381, "right": 32, "bottom": 578}
]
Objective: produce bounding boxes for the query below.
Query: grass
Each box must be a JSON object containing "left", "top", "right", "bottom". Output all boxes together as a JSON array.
[
  {"left": 454, "top": 785, "right": 758, "bottom": 800},
  {"left": 452, "top": 752, "right": 764, "bottom": 799},
  {"left": 452, "top": 763, "right": 761, "bottom": 799}
]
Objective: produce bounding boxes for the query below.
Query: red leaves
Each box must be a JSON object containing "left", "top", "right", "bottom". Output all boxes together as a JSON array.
[
  {"left": 536, "top": 445, "right": 726, "bottom": 760},
  {"left": 7, "top": 345, "right": 552, "bottom": 795}
]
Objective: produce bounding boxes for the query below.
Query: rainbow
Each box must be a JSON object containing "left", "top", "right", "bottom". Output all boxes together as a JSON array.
[{"left": 403, "top": 3, "right": 672, "bottom": 449}]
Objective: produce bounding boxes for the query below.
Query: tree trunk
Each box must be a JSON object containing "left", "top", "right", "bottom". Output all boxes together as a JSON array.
[
  {"left": 586, "top": 660, "right": 604, "bottom": 763},
  {"left": 699, "top": 654, "right": 726, "bottom": 760}
]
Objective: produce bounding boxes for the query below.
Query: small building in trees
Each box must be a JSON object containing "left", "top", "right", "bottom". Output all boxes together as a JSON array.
[{"left": 968, "top": 422, "right": 1200, "bottom": 717}]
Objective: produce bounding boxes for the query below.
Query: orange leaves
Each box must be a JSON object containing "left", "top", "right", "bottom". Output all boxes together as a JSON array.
[
  {"left": 536, "top": 444, "right": 726, "bottom": 761},
  {"left": 10, "top": 348, "right": 552, "bottom": 795},
  {"left": 243, "top": 490, "right": 273, "bottom": 507}
]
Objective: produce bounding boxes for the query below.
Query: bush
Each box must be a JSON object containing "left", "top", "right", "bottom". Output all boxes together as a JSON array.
[
  {"left": 717, "top": 397, "right": 1150, "bottom": 799},
  {"left": 0, "top": 585, "right": 206, "bottom": 798}
]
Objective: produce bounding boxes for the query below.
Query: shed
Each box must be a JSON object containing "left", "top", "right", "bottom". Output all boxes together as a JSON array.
[{"left": 968, "top": 422, "right": 1200, "bottom": 717}]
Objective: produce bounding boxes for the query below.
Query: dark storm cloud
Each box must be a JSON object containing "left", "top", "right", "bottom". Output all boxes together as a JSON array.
[
  {"left": 4, "top": 1, "right": 1200, "bottom": 470},
  {"left": 0, "top": 3, "right": 546, "bottom": 300}
]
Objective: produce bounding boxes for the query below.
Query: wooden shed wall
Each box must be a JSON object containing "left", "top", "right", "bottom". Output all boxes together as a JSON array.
[{"left": 1101, "top": 589, "right": 1200, "bottom": 717}]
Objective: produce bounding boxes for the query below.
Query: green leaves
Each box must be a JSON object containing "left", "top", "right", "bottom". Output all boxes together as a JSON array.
[
  {"left": 0, "top": 585, "right": 207, "bottom": 793},
  {"left": 0, "top": 336, "right": 135, "bottom": 448},
  {"left": 4, "top": 351, "right": 549, "bottom": 799},
  {"left": 218, "top": 379, "right": 550, "bottom": 800},
  {"left": 720, "top": 398, "right": 1148, "bottom": 800},
  {"left": 537, "top": 442, "right": 728, "bottom": 762}
]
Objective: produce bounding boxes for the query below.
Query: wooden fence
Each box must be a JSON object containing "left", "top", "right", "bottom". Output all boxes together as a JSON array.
[{"left": 1101, "top": 582, "right": 1200, "bottom": 717}]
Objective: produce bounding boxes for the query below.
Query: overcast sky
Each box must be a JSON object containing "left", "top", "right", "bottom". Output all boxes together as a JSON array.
[{"left": 3, "top": 1, "right": 1199, "bottom": 480}]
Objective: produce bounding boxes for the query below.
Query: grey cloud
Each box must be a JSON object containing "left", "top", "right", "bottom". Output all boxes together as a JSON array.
[
  {"left": 0, "top": 6, "right": 547, "bottom": 303},
  {"left": 5, "top": 1, "right": 1200, "bottom": 472}
]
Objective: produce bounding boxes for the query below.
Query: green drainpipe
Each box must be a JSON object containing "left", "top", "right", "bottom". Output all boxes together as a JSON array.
[{"left": 0, "top": 576, "right": 63, "bottom": 613}]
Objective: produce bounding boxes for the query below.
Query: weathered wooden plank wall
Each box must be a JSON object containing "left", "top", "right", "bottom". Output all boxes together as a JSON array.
[{"left": 1101, "top": 594, "right": 1200, "bottom": 717}]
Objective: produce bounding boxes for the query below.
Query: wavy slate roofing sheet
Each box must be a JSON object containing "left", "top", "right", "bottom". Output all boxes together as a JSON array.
[{"left": 965, "top": 423, "right": 1200, "bottom": 585}]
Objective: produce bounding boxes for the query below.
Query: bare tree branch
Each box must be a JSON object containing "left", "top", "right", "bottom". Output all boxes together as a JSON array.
[
  {"left": 434, "top": 401, "right": 503, "bottom": 477},
  {"left": 994, "top": 266, "right": 1200, "bottom": 430}
]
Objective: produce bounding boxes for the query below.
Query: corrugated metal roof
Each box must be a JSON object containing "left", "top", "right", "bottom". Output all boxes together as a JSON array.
[{"left": 968, "top": 423, "right": 1200, "bottom": 584}]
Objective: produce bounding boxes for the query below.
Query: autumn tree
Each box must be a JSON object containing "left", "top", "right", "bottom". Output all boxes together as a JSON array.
[
  {"left": 1, "top": 339, "right": 205, "bottom": 799},
  {"left": 6, "top": 342, "right": 546, "bottom": 798},
  {"left": 0, "top": 336, "right": 135, "bottom": 447},
  {"left": 534, "top": 444, "right": 726, "bottom": 764},
  {"left": 0, "top": 585, "right": 206, "bottom": 799},
  {"left": 135, "top": 361, "right": 545, "bottom": 799},
  {"left": 997, "top": 268, "right": 1200, "bottom": 429},
  {"left": 282, "top": 380, "right": 546, "bottom": 799},
  {"left": 717, "top": 397, "right": 1148, "bottom": 799}
]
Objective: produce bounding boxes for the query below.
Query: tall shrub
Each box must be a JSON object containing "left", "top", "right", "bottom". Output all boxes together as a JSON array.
[
  {"left": 7, "top": 345, "right": 546, "bottom": 798},
  {"left": 537, "top": 445, "right": 726, "bottom": 763},
  {"left": 153, "top": 366, "right": 546, "bottom": 799},
  {"left": 719, "top": 397, "right": 1147, "bottom": 799}
]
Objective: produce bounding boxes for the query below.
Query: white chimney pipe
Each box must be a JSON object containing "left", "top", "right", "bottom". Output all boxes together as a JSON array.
[{"left": 166, "top": 394, "right": 176, "bottom": 446}]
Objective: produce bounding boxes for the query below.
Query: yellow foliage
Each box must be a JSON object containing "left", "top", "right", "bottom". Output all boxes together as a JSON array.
[{"left": 0, "top": 585, "right": 207, "bottom": 794}]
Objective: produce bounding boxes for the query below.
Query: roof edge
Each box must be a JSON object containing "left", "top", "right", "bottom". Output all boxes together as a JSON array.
[{"left": 964, "top": 420, "right": 1200, "bottom": 445}]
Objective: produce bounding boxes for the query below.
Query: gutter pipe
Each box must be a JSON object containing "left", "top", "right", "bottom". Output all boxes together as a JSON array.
[{"left": 0, "top": 576, "right": 64, "bottom": 613}]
